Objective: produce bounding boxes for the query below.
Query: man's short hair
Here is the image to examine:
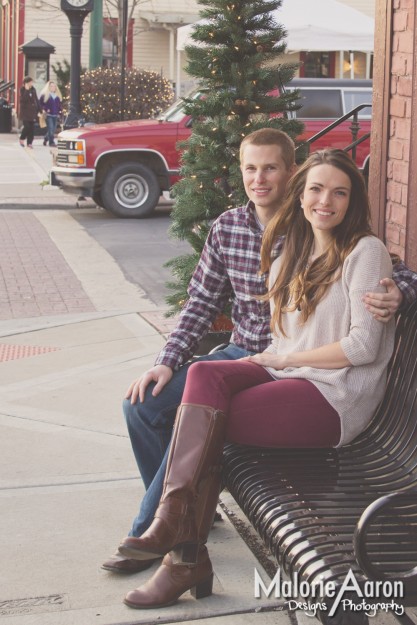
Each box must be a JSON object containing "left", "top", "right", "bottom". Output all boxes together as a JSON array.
[{"left": 240, "top": 128, "right": 295, "bottom": 170}]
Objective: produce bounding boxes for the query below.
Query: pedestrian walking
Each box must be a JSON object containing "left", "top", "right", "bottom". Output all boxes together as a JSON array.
[
  {"left": 19, "top": 77, "right": 41, "bottom": 149},
  {"left": 39, "top": 81, "right": 62, "bottom": 147}
]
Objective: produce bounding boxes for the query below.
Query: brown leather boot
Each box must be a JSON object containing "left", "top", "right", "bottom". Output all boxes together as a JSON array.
[
  {"left": 101, "top": 552, "right": 160, "bottom": 574},
  {"left": 118, "top": 404, "right": 226, "bottom": 564},
  {"left": 195, "top": 463, "right": 223, "bottom": 543},
  {"left": 123, "top": 545, "right": 213, "bottom": 609}
]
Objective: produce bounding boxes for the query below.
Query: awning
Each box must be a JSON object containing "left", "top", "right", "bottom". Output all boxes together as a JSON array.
[{"left": 176, "top": 0, "right": 374, "bottom": 53}]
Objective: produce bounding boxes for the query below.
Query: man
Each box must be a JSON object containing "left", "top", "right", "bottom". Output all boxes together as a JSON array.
[{"left": 103, "top": 129, "right": 417, "bottom": 573}]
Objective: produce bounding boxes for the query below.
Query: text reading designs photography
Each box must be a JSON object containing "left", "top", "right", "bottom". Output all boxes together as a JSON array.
[{"left": 255, "top": 567, "right": 405, "bottom": 618}]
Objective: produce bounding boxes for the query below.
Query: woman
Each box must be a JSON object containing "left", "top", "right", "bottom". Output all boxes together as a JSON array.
[
  {"left": 19, "top": 77, "right": 40, "bottom": 149},
  {"left": 119, "top": 149, "right": 396, "bottom": 609},
  {"left": 39, "top": 81, "right": 62, "bottom": 147}
]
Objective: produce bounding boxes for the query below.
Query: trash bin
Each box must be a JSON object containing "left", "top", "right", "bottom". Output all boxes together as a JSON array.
[{"left": 0, "top": 98, "right": 12, "bottom": 133}]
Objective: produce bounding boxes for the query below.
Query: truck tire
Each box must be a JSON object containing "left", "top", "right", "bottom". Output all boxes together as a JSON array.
[
  {"left": 101, "top": 162, "right": 160, "bottom": 218},
  {"left": 92, "top": 189, "right": 103, "bottom": 208}
]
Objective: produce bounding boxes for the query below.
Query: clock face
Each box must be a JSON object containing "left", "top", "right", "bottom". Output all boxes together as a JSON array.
[{"left": 66, "top": 0, "right": 90, "bottom": 6}]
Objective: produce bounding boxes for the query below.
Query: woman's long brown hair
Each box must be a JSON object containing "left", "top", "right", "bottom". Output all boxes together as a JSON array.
[{"left": 260, "top": 149, "right": 373, "bottom": 336}]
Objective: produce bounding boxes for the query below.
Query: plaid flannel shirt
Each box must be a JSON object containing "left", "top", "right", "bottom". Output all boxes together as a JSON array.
[{"left": 155, "top": 202, "right": 417, "bottom": 370}]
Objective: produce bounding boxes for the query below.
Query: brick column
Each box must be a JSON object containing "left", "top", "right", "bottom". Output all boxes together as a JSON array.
[
  {"left": 385, "top": 0, "right": 415, "bottom": 261},
  {"left": 370, "top": 0, "right": 416, "bottom": 269}
]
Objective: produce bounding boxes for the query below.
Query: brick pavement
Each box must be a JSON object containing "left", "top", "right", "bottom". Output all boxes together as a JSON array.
[
  {"left": 140, "top": 309, "right": 179, "bottom": 338},
  {"left": 0, "top": 211, "right": 96, "bottom": 320}
]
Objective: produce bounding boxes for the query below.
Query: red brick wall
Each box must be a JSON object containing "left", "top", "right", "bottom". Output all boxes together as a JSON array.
[{"left": 385, "top": 0, "right": 414, "bottom": 257}]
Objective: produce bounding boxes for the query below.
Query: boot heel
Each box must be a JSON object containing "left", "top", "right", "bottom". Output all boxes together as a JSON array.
[
  {"left": 172, "top": 542, "right": 199, "bottom": 564},
  {"left": 191, "top": 572, "right": 214, "bottom": 599}
]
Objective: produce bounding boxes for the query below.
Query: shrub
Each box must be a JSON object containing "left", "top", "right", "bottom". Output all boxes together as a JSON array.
[{"left": 79, "top": 66, "right": 174, "bottom": 123}]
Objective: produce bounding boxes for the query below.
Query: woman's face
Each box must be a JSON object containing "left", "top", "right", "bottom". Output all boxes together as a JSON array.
[
  {"left": 25, "top": 81, "right": 33, "bottom": 90},
  {"left": 300, "top": 164, "right": 351, "bottom": 236},
  {"left": 50, "top": 82, "right": 56, "bottom": 92}
]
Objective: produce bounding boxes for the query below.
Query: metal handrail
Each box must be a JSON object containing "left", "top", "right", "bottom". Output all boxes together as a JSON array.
[
  {"left": 0, "top": 80, "right": 14, "bottom": 95},
  {"left": 295, "top": 102, "right": 372, "bottom": 164}
]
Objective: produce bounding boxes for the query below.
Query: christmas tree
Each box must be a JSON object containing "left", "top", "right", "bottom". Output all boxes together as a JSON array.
[{"left": 166, "top": 0, "right": 303, "bottom": 318}]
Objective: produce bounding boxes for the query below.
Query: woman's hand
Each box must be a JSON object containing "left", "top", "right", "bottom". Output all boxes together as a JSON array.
[{"left": 241, "top": 352, "right": 288, "bottom": 370}]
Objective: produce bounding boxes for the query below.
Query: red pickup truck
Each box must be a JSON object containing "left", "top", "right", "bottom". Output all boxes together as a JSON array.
[{"left": 51, "top": 79, "right": 372, "bottom": 218}]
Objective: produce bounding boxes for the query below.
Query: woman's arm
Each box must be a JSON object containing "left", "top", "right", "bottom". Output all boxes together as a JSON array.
[{"left": 243, "top": 342, "right": 350, "bottom": 370}]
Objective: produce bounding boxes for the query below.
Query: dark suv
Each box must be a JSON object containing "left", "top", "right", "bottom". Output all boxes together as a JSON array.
[{"left": 287, "top": 78, "right": 372, "bottom": 168}]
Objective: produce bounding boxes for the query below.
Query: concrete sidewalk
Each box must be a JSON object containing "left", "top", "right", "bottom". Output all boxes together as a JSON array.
[
  {"left": 0, "top": 312, "right": 288, "bottom": 625},
  {"left": 0, "top": 129, "right": 93, "bottom": 209}
]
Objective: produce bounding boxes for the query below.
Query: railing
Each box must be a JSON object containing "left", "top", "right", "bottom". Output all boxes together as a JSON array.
[
  {"left": 0, "top": 80, "right": 15, "bottom": 104},
  {"left": 295, "top": 103, "right": 372, "bottom": 166}
]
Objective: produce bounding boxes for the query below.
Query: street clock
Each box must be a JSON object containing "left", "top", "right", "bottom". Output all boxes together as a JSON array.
[{"left": 61, "top": 0, "right": 94, "bottom": 12}]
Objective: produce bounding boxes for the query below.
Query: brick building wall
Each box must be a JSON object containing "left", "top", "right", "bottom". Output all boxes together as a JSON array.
[
  {"left": 385, "top": 0, "right": 414, "bottom": 259},
  {"left": 370, "top": 0, "right": 417, "bottom": 269}
]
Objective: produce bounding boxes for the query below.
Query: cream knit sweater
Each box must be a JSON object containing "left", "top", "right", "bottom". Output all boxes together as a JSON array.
[{"left": 265, "top": 236, "right": 396, "bottom": 446}]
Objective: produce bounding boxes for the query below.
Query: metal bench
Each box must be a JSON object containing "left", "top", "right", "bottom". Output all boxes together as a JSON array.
[{"left": 222, "top": 299, "right": 417, "bottom": 625}]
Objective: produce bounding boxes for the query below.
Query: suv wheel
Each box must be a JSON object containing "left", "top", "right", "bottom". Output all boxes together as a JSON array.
[{"left": 101, "top": 162, "right": 160, "bottom": 218}]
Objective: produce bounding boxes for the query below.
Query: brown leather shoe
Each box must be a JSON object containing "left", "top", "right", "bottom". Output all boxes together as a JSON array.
[
  {"left": 123, "top": 545, "right": 213, "bottom": 609},
  {"left": 101, "top": 553, "right": 159, "bottom": 574}
]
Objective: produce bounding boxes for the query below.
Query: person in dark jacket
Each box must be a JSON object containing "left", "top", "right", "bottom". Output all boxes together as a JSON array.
[
  {"left": 39, "top": 80, "right": 62, "bottom": 147},
  {"left": 19, "top": 76, "right": 40, "bottom": 148}
]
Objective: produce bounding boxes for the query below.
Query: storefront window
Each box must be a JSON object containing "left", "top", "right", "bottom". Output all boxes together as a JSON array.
[
  {"left": 102, "top": 18, "right": 133, "bottom": 67},
  {"left": 103, "top": 21, "right": 118, "bottom": 67},
  {"left": 300, "top": 52, "right": 335, "bottom": 78}
]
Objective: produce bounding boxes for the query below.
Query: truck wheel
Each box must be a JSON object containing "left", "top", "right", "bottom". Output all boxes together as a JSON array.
[
  {"left": 92, "top": 189, "right": 103, "bottom": 207},
  {"left": 101, "top": 162, "right": 160, "bottom": 218}
]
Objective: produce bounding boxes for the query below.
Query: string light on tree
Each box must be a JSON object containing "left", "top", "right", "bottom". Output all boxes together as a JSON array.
[{"left": 68, "top": 66, "right": 173, "bottom": 124}]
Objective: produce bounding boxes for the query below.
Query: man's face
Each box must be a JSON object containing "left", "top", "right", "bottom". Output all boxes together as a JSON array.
[{"left": 240, "top": 144, "right": 295, "bottom": 213}]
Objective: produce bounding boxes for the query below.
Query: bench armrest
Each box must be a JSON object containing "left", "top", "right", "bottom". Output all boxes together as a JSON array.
[{"left": 354, "top": 490, "right": 417, "bottom": 581}]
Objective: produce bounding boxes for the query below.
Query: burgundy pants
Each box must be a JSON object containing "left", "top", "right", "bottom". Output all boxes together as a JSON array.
[{"left": 181, "top": 359, "right": 341, "bottom": 447}]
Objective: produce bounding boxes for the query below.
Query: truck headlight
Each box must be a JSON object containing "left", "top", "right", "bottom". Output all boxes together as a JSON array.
[{"left": 67, "top": 154, "right": 85, "bottom": 165}]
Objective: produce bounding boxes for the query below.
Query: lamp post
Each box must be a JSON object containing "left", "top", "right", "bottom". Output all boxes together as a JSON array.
[
  {"left": 89, "top": 0, "right": 103, "bottom": 69},
  {"left": 61, "top": 0, "right": 95, "bottom": 128},
  {"left": 120, "top": 0, "right": 128, "bottom": 120}
]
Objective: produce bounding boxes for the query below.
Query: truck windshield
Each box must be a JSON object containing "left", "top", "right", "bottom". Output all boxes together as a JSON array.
[
  {"left": 158, "top": 98, "right": 187, "bottom": 122},
  {"left": 158, "top": 90, "right": 201, "bottom": 122}
]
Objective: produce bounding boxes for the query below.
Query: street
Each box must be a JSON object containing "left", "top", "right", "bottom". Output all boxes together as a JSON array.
[{"left": 72, "top": 204, "right": 191, "bottom": 308}]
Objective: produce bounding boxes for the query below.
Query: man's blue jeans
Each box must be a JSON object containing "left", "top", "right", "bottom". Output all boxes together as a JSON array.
[{"left": 123, "top": 343, "right": 254, "bottom": 537}]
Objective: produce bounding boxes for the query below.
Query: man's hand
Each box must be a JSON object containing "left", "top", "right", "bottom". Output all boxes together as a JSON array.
[
  {"left": 363, "top": 278, "right": 403, "bottom": 323},
  {"left": 125, "top": 364, "right": 173, "bottom": 404}
]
